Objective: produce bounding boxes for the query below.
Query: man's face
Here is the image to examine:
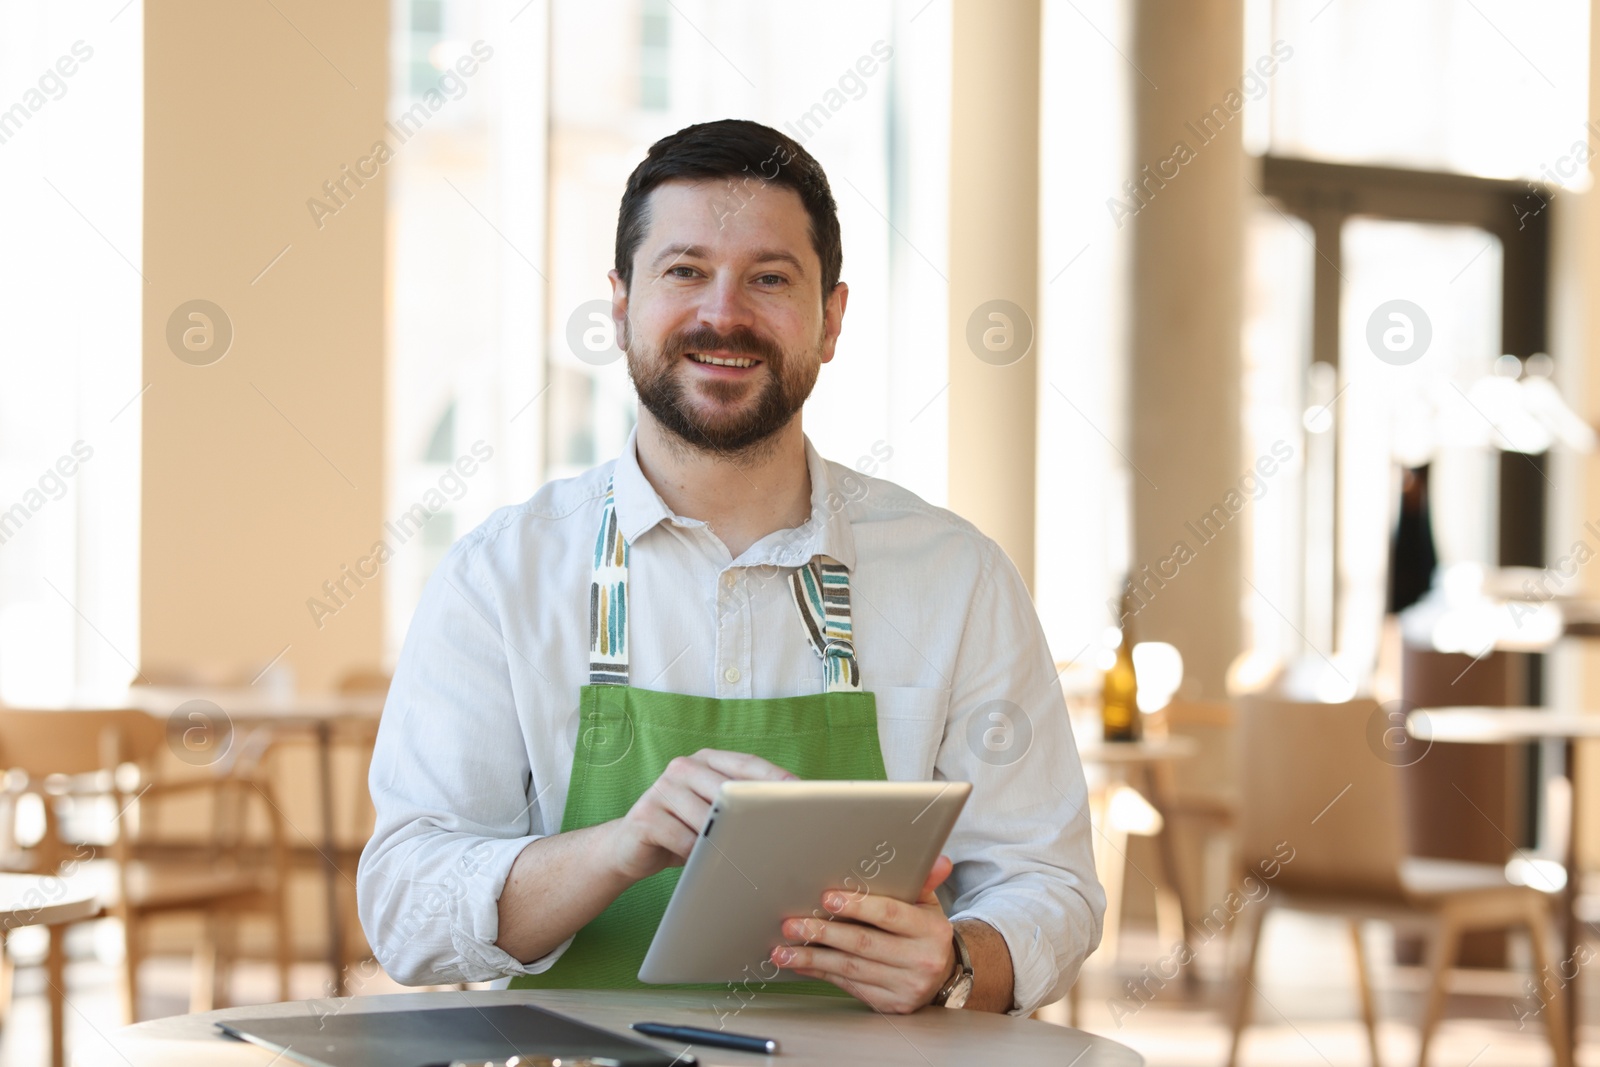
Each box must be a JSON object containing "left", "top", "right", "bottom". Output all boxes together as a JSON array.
[{"left": 611, "top": 179, "right": 847, "bottom": 457}]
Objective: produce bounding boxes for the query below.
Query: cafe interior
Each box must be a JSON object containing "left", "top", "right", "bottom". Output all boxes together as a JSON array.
[{"left": 5, "top": 0, "right": 1600, "bottom": 1064}]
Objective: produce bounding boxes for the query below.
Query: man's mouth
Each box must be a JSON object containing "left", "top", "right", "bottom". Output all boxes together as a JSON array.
[{"left": 686, "top": 351, "right": 760, "bottom": 368}]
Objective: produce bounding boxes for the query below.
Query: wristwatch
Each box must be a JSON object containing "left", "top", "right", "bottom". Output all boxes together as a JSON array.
[{"left": 930, "top": 927, "right": 974, "bottom": 1008}]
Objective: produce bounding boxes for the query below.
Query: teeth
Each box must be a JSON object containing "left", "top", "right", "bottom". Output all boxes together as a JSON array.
[{"left": 689, "top": 353, "right": 756, "bottom": 368}]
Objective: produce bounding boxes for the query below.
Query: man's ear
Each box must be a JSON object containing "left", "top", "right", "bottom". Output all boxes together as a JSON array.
[
  {"left": 820, "top": 281, "right": 849, "bottom": 364},
  {"left": 608, "top": 269, "right": 629, "bottom": 347}
]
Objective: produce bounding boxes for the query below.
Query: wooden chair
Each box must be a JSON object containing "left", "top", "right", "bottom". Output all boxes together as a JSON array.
[
  {"left": 0, "top": 708, "right": 290, "bottom": 1064},
  {"left": 1227, "top": 697, "right": 1571, "bottom": 1067}
]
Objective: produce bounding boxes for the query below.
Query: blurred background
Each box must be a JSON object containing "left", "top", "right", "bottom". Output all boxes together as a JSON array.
[{"left": 3, "top": 0, "right": 1600, "bottom": 1064}]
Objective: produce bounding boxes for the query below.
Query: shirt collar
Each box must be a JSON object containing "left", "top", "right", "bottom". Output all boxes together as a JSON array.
[{"left": 610, "top": 425, "right": 858, "bottom": 572}]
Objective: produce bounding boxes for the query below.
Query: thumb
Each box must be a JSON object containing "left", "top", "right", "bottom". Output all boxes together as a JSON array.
[{"left": 917, "top": 854, "right": 954, "bottom": 904}]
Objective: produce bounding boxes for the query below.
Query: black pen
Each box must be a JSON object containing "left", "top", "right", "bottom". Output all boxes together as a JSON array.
[{"left": 631, "top": 1021, "right": 780, "bottom": 1055}]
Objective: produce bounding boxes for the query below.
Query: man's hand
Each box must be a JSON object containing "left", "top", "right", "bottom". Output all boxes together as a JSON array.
[
  {"left": 771, "top": 854, "right": 957, "bottom": 1014},
  {"left": 603, "top": 748, "right": 796, "bottom": 882}
]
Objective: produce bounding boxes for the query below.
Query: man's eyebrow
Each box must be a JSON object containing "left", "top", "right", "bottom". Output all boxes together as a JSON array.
[
  {"left": 648, "top": 244, "right": 808, "bottom": 276},
  {"left": 750, "top": 249, "right": 807, "bottom": 275},
  {"left": 651, "top": 243, "right": 709, "bottom": 268}
]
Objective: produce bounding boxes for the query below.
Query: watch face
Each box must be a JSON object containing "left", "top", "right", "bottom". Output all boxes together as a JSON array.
[{"left": 945, "top": 974, "right": 973, "bottom": 1009}]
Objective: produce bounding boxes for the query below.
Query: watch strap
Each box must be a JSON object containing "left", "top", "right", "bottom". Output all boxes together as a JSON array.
[{"left": 931, "top": 927, "right": 974, "bottom": 1007}]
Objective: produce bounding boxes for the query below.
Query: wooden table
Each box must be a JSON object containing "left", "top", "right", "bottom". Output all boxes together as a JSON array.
[
  {"left": 1409, "top": 706, "right": 1600, "bottom": 1054},
  {"left": 84, "top": 989, "right": 1144, "bottom": 1066},
  {"left": 124, "top": 686, "right": 385, "bottom": 992},
  {"left": 0, "top": 874, "right": 100, "bottom": 1067}
]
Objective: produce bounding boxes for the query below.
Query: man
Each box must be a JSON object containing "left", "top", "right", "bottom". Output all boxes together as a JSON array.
[{"left": 358, "top": 118, "right": 1102, "bottom": 1016}]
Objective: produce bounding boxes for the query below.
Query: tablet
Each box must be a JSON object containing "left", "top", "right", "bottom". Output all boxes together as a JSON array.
[
  {"left": 638, "top": 779, "right": 971, "bottom": 985},
  {"left": 217, "top": 1004, "right": 690, "bottom": 1067}
]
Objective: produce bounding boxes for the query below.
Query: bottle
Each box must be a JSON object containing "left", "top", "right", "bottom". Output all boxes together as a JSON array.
[{"left": 1102, "top": 588, "right": 1141, "bottom": 742}]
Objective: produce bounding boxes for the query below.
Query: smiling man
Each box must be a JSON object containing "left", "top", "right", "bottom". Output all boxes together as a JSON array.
[{"left": 357, "top": 119, "right": 1103, "bottom": 1015}]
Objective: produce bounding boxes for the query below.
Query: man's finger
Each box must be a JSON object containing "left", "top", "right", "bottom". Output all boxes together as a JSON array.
[
  {"left": 659, "top": 755, "right": 736, "bottom": 806},
  {"left": 644, "top": 777, "right": 715, "bottom": 836},
  {"left": 782, "top": 915, "right": 909, "bottom": 968},
  {"left": 694, "top": 748, "right": 799, "bottom": 782},
  {"left": 822, "top": 888, "right": 943, "bottom": 938},
  {"left": 790, "top": 966, "right": 919, "bottom": 1015},
  {"left": 918, "top": 854, "right": 954, "bottom": 903},
  {"left": 634, "top": 804, "right": 700, "bottom": 858},
  {"left": 771, "top": 943, "right": 902, "bottom": 990}
]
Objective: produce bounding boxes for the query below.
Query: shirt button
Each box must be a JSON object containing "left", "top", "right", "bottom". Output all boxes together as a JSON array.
[{"left": 723, "top": 666, "right": 741, "bottom": 683}]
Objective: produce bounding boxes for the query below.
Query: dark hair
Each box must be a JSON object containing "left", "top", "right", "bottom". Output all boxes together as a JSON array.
[{"left": 614, "top": 119, "right": 842, "bottom": 301}]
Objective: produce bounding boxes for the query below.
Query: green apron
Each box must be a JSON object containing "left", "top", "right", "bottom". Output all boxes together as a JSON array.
[{"left": 511, "top": 478, "right": 888, "bottom": 990}]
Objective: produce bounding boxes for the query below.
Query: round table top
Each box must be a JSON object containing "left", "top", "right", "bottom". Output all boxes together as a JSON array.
[
  {"left": 1408, "top": 706, "right": 1600, "bottom": 743},
  {"left": 120, "top": 686, "right": 385, "bottom": 722},
  {"left": 0, "top": 873, "right": 99, "bottom": 928},
  {"left": 88, "top": 989, "right": 1143, "bottom": 1067},
  {"left": 1076, "top": 733, "right": 1199, "bottom": 764}
]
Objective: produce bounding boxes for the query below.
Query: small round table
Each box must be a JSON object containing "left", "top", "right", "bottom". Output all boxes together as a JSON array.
[
  {"left": 1077, "top": 734, "right": 1200, "bottom": 969},
  {"left": 0, "top": 873, "right": 100, "bottom": 928},
  {"left": 0, "top": 874, "right": 100, "bottom": 1067},
  {"left": 86, "top": 989, "right": 1145, "bottom": 1066}
]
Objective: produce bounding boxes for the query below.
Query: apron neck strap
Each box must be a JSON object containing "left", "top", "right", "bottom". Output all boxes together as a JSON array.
[
  {"left": 788, "top": 555, "right": 863, "bottom": 693},
  {"left": 587, "top": 476, "right": 862, "bottom": 693},
  {"left": 589, "top": 479, "right": 630, "bottom": 686}
]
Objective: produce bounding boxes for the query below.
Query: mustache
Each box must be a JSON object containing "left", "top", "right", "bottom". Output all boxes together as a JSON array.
[{"left": 660, "top": 325, "right": 783, "bottom": 364}]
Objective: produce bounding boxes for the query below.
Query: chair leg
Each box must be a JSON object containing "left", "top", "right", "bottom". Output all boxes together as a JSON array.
[
  {"left": 45, "top": 923, "right": 66, "bottom": 1067},
  {"left": 120, "top": 913, "right": 140, "bottom": 1024},
  {"left": 1523, "top": 900, "right": 1574, "bottom": 1067},
  {"left": 1349, "top": 919, "right": 1381, "bottom": 1067},
  {"left": 1098, "top": 822, "right": 1129, "bottom": 965},
  {"left": 0, "top": 927, "right": 14, "bottom": 1028},
  {"left": 1416, "top": 910, "right": 1462, "bottom": 1067},
  {"left": 213, "top": 911, "right": 237, "bottom": 1010},
  {"left": 189, "top": 913, "right": 218, "bottom": 1014},
  {"left": 1226, "top": 901, "right": 1269, "bottom": 1067},
  {"left": 277, "top": 884, "right": 294, "bottom": 1002}
]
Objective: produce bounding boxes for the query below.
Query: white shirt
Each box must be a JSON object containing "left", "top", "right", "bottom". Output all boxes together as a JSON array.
[{"left": 357, "top": 429, "right": 1104, "bottom": 1015}]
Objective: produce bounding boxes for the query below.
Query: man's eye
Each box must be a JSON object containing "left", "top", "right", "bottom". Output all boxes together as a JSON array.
[
  {"left": 756, "top": 274, "right": 785, "bottom": 286},
  {"left": 667, "top": 266, "right": 698, "bottom": 278}
]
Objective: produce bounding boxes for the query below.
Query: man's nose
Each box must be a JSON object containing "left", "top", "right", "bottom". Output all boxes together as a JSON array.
[{"left": 696, "top": 273, "right": 756, "bottom": 334}]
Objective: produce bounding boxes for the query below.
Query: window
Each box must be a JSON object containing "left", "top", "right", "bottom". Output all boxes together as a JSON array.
[
  {"left": 1034, "top": 0, "right": 1134, "bottom": 666},
  {"left": 407, "top": 0, "right": 448, "bottom": 98},
  {"left": 639, "top": 0, "right": 670, "bottom": 111},
  {"left": 385, "top": 0, "right": 548, "bottom": 658},
  {"left": 0, "top": 2, "right": 143, "bottom": 703},
  {"left": 1262, "top": 0, "right": 1589, "bottom": 183},
  {"left": 1239, "top": 0, "right": 1587, "bottom": 688}
]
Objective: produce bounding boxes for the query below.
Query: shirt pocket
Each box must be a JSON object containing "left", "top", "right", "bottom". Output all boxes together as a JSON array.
[{"left": 870, "top": 686, "right": 952, "bottom": 782}]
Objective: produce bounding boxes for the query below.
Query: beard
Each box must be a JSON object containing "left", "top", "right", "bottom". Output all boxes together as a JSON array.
[{"left": 626, "top": 321, "right": 821, "bottom": 457}]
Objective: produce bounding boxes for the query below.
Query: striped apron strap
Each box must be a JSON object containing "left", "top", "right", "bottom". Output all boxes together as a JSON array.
[
  {"left": 589, "top": 478, "right": 630, "bottom": 686},
  {"left": 789, "top": 554, "right": 862, "bottom": 693}
]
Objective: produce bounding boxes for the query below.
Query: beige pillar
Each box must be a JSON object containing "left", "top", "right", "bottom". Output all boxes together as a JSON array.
[
  {"left": 947, "top": 0, "right": 1042, "bottom": 589},
  {"left": 1126, "top": 0, "right": 1246, "bottom": 696},
  {"left": 142, "top": 1, "right": 388, "bottom": 692}
]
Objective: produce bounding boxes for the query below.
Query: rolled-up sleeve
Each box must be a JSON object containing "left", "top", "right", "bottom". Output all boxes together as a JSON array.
[
  {"left": 938, "top": 540, "right": 1105, "bottom": 1015},
  {"left": 356, "top": 535, "right": 568, "bottom": 985}
]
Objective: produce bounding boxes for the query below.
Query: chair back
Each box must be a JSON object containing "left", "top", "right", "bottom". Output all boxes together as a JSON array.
[
  {"left": 1235, "top": 696, "right": 1407, "bottom": 901},
  {"left": 0, "top": 709, "right": 168, "bottom": 778}
]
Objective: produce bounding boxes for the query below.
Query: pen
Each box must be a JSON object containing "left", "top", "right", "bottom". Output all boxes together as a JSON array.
[{"left": 631, "top": 1021, "right": 780, "bottom": 1055}]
